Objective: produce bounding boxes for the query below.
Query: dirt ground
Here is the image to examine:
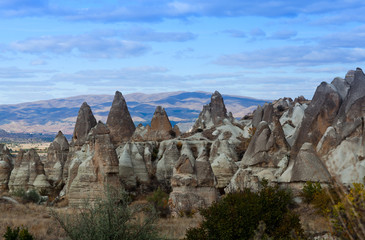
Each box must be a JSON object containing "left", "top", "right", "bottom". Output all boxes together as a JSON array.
[{"left": 0, "top": 195, "right": 202, "bottom": 240}]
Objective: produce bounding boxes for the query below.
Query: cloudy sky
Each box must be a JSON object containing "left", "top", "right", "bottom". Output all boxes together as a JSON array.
[{"left": 1, "top": 0, "right": 365, "bottom": 104}]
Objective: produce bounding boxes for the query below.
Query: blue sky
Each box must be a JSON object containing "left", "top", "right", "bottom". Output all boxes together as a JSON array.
[{"left": 1, "top": 0, "right": 365, "bottom": 104}]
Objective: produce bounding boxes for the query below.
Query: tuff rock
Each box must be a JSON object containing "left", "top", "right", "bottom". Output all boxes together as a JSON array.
[
  {"left": 0, "top": 144, "right": 13, "bottom": 191},
  {"left": 106, "top": 91, "right": 136, "bottom": 145},
  {"left": 8, "top": 149, "right": 50, "bottom": 192},
  {"left": 45, "top": 131, "right": 69, "bottom": 184},
  {"left": 65, "top": 121, "right": 121, "bottom": 206},
  {"left": 192, "top": 91, "right": 229, "bottom": 131}
]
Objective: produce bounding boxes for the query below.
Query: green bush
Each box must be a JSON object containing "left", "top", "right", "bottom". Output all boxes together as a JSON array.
[
  {"left": 147, "top": 187, "right": 170, "bottom": 217},
  {"left": 24, "top": 189, "right": 40, "bottom": 203},
  {"left": 52, "top": 187, "right": 162, "bottom": 240},
  {"left": 185, "top": 183, "right": 305, "bottom": 240},
  {"left": 3, "top": 226, "right": 34, "bottom": 240},
  {"left": 12, "top": 189, "right": 40, "bottom": 204},
  {"left": 300, "top": 181, "right": 323, "bottom": 204}
]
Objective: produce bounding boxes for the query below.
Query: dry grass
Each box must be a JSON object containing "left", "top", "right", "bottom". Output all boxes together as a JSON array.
[
  {"left": 0, "top": 192, "right": 202, "bottom": 240},
  {"left": 157, "top": 215, "right": 203, "bottom": 240},
  {"left": 0, "top": 201, "right": 67, "bottom": 240}
]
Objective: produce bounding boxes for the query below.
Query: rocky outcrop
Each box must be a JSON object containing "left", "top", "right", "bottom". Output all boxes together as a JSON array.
[
  {"left": 45, "top": 131, "right": 69, "bottom": 184},
  {"left": 291, "top": 82, "right": 341, "bottom": 157},
  {"left": 0, "top": 144, "right": 13, "bottom": 191},
  {"left": 72, "top": 102, "right": 97, "bottom": 147},
  {"left": 280, "top": 103, "right": 307, "bottom": 146},
  {"left": 66, "top": 122, "right": 121, "bottom": 206},
  {"left": 287, "top": 143, "right": 331, "bottom": 183},
  {"left": 192, "top": 91, "right": 228, "bottom": 131},
  {"left": 241, "top": 118, "right": 290, "bottom": 168},
  {"left": 315, "top": 68, "right": 365, "bottom": 184},
  {"left": 132, "top": 106, "right": 178, "bottom": 141},
  {"left": 8, "top": 149, "right": 50, "bottom": 192},
  {"left": 169, "top": 143, "right": 218, "bottom": 216},
  {"left": 116, "top": 142, "right": 155, "bottom": 188},
  {"left": 106, "top": 91, "right": 136, "bottom": 145}
]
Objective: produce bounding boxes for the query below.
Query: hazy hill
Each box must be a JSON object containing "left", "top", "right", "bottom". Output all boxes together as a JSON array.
[{"left": 0, "top": 91, "right": 267, "bottom": 135}]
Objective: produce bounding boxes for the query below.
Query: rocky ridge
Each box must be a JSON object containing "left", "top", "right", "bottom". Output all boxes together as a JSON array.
[{"left": 2, "top": 69, "right": 365, "bottom": 215}]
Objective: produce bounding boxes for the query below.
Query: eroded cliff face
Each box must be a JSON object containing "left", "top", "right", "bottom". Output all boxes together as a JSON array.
[
  {"left": 65, "top": 122, "right": 121, "bottom": 206},
  {"left": 228, "top": 68, "right": 365, "bottom": 194},
  {"left": 0, "top": 144, "right": 13, "bottom": 191},
  {"left": 5, "top": 72, "right": 365, "bottom": 209},
  {"left": 8, "top": 149, "right": 50, "bottom": 192},
  {"left": 45, "top": 131, "right": 69, "bottom": 184}
]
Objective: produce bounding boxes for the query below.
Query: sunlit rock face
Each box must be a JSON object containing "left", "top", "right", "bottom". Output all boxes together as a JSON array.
[
  {"left": 106, "top": 91, "right": 136, "bottom": 145},
  {"left": 8, "top": 149, "right": 50, "bottom": 192},
  {"left": 0, "top": 144, "right": 13, "bottom": 191},
  {"left": 228, "top": 68, "right": 365, "bottom": 193},
  {"left": 132, "top": 106, "right": 179, "bottom": 141},
  {"left": 192, "top": 91, "right": 229, "bottom": 131},
  {"left": 45, "top": 131, "right": 69, "bottom": 184},
  {"left": 65, "top": 122, "right": 121, "bottom": 206},
  {"left": 71, "top": 102, "right": 97, "bottom": 147}
]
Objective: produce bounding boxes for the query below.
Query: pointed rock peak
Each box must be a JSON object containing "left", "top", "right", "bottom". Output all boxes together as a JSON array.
[
  {"left": 151, "top": 106, "right": 172, "bottom": 132},
  {"left": 51, "top": 130, "right": 69, "bottom": 150},
  {"left": 290, "top": 143, "right": 331, "bottom": 183},
  {"left": 55, "top": 131, "right": 67, "bottom": 141},
  {"left": 91, "top": 121, "right": 110, "bottom": 135},
  {"left": 212, "top": 90, "right": 222, "bottom": 98},
  {"left": 56, "top": 130, "right": 63, "bottom": 137},
  {"left": 345, "top": 70, "right": 355, "bottom": 84},
  {"left": 106, "top": 90, "right": 135, "bottom": 145},
  {"left": 72, "top": 101, "right": 97, "bottom": 146},
  {"left": 115, "top": 90, "right": 124, "bottom": 98}
]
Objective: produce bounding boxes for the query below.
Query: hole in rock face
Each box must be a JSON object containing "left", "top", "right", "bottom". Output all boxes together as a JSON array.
[{"left": 218, "top": 188, "right": 225, "bottom": 195}]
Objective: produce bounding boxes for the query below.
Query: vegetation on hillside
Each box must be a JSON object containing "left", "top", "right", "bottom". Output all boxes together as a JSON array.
[
  {"left": 184, "top": 181, "right": 305, "bottom": 240},
  {"left": 301, "top": 181, "right": 365, "bottom": 239},
  {"left": 52, "top": 187, "right": 162, "bottom": 240}
]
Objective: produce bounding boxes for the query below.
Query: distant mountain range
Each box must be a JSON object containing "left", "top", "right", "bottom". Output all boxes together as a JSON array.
[{"left": 0, "top": 91, "right": 268, "bottom": 136}]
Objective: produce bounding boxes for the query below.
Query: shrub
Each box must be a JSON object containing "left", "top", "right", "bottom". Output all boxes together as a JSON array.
[
  {"left": 24, "top": 189, "right": 41, "bottom": 203},
  {"left": 12, "top": 188, "right": 40, "bottom": 204},
  {"left": 303, "top": 182, "right": 365, "bottom": 239},
  {"left": 300, "top": 181, "right": 323, "bottom": 204},
  {"left": 3, "top": 226, "right": 34, "bottom": 240},
  {"left": 331, "top": 183, "right": 365, "bottom": 239},
  {"left": 147, "top": 187, "right": 170, "bottom": 217},
  {"left": 52, "top": 187, "right": 162, "bottom": 240},
  {"left": 185, "top": 183, "right": 305, "bottom": 240}
]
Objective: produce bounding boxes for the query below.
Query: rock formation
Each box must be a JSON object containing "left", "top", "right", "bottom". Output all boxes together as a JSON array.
[
  {"left": 241, "top": 118, "right": 290, "bottom": 168},
  {"left": 106, "top": 91, "right": 136, "bottom": 145},
  {"left": 0, "top": 144, "right": 13, "bottom": 191},
  {"left": 192, "top": 91, "right": 228, "bottom": 131},
  {"left": 116, "top": 141, "right": 154, "bottom": 188},
  {"left": 290, "top": 81, "right": 341, "bottom": 157},
  {"left": 71, "top": 102, "right": 97, "bottom": 147},
  {"left": 66, "top": 121, "right": 121, "bottom": 206},
  {"left": 132, "top": 106, "right": 179, "bottom": 141},
  {"left": 288, "top": 143, "right": 331, "bottom": 183},
  {"left": 8, "top": 149, "right": 50, "bottom": 192},
  {"left": 45, "top": 131, "right": 69, "bottom": 184},
  {"left": 169, "top": 144, "right": 218, "bottom": 216}
]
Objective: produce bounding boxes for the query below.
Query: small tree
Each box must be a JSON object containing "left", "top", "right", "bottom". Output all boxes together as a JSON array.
[{"left": 52, "top": 187, "right": 162, "bottom": 240}]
